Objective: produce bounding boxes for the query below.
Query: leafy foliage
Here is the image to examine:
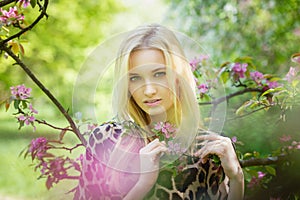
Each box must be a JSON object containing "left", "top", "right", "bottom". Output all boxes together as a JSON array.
[{"left": 165, "top": 0, "right": 300, "bottom": 71}]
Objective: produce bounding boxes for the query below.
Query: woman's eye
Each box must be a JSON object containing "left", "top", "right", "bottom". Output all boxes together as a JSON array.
[
  {"left": 129, "top": 76, "right": 141, "bottom": 82},
  {"left": 154, "top": 71, "right": 166, "bottom": 77}
]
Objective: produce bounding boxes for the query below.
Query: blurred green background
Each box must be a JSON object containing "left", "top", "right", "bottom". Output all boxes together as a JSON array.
[{"left": 1, "top": 0, "right": 300, "bottom": 199}]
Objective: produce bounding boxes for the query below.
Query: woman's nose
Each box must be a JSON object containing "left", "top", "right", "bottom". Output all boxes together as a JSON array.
[{"left": 143, "top": 83, "right": 157, "bottom": 97}]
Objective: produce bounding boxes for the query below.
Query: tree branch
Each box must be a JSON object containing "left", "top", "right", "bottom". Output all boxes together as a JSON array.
[
  {"left": 199, "top": 88, "right": 264, "bottom": 106},
  {"left": 0, "top": 0, "right": 16, "bottom": 7},
  {"left": 240, "top": 154, "right": 286, "bottom": 168},
  {"left": 0, "top": 45, "right": 86, "bottom": 146},
  {"left": 0, "top": 0, "right": 49, "bottom": 45}
]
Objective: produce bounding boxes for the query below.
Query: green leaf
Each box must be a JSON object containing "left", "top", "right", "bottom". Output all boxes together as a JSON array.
[
  {"left": 30, "top": 0, "right": 37, "bottom": 8},
  {"left": 261, "top": 87, "right": 283, "bottom": 97},
  {"left": 18, "top": 121, "right": 25, "bottom": 130},
  {"left": 235, "top": 100, "right": 253, "bottom": 116},
  {"left": 14, "top": 100, "right": 20, "bottom": 110},
  {"left": 22, "top": 100, "right": 27, "bottom": 109},
  {"left": 292, "top": 80, "right": 299, "bottom": 88},
  {"left": 265, "top": 165, "right": 276, "bottom": 176}
]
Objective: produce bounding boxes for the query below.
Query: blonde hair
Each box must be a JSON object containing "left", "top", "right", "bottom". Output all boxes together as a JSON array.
[
  {"left": 113, "top": 24, "right": 200, "bottom": 140},
  {"left": 107, "top": 25, "right": 201, "bottom": 193}
]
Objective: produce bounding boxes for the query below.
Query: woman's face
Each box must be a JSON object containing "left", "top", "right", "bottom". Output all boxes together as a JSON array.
[{"left": 128, "top": 49, "right": 176, "bottom": 122}]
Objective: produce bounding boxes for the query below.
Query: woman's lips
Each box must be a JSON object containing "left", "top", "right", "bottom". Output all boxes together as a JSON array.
[{"left": 144, "top": 99, "right": 162, "bottom": 106}]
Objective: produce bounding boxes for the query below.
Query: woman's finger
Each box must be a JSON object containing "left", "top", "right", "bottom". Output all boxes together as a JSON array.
[
  {"left": 194, "top": 140, "right": 224, "bottom": 157},
  {"left": 196, "top": 134, "right": 222, "bottom": 141},
  {"left": 140, "top": 139, "right": 165, "bottom": 153}
]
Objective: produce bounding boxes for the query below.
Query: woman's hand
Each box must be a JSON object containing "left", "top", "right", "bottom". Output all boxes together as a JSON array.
[
  {"left": 195, "top": 134, "right": 243, "bottom": 181},
  {"left": 138, "top": 138, "right": 167, "bottom": 186},
  {"left": 195, "top": 134, "right": 244, "bottom": 200},
  {"left": 124, "top": 139, "right": 167, "bottom": 200}
]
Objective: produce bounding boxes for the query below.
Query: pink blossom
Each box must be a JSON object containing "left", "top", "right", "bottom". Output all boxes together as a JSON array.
[
  {"left": 17, "top": 114, "right": 35, "bottom": 125},
  {"left": 285, "top": 67, "right": 299, "bottom": 83},
  {"left": 29, "top": 137, "right": 48, "bottom": 160},
  {"left": 167, "top": 141, "right": 186, "bottom": 155},
  {"left": 153, "top": 122, "right": 177, "bottom": 140},
  {"left": 163, "top": 122, "right": 177, "bottom": 133},
  {"left": 231, "top": 136, "right": 237, "bottom": 143},
  {"left": 154, "top": 122, "right": 163, "bottom": 130},
  {"left": 0, "top": 6, "right": 24, "bottom": 25},
  {"left": 197, "top": 83, "right": 209, "bottom": 94},
  {"left": 267, "top": 81, "right": 279, "bottom": 89},
  {"left": 29, "top": 104, "right": 38, "bottom": 114},
  {"left": 18, "top": 0, "right": 30, "bottom": 8},
  {"left": 190, "top": 58, "right": 201, "bottom": 71},
  {"left": 189, "top": 55, "right": 209, "bottom": 71},
  {"left": 250, "top": 71, "right": 264, "bottom": 83},
  {"left": 258, "top": 171, "right": 266, "bottom": 179},
  {"left": 232, "top": 63, "right": 248, "bottom": 78},
  {"left": 10, "top": 84, "right": 32, "bottom": 100},
  {"left": 279, "top": 134, "right": 291, "bottom": 142}
]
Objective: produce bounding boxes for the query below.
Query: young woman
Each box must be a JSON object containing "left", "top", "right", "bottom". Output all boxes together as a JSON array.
[{"left": 73, "top": 24, "right": 244, "bottom": 200}]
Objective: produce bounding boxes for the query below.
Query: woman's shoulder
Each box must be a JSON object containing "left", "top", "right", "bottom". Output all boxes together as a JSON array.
[
  {"left": 87, "top": 120, "right": 143, "bottom": 145},
  {"left": 87, "top": 121, "right": 122, "bottom": 144}
]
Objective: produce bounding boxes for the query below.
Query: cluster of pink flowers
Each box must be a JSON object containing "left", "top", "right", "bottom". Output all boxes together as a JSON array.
[
  {"left": 248, "top": 171, "right": 266, "bottom": 188},
  {"left": 189, "top": 55, "right": 209, "bottom": 72},
  {"left": 285, "top": 66, "right": 300, "bottom": 83},
  {"left": 250, "top": 71, "right": 264, "bottom": 84},
  {"left": 10, "top": 84, "right": 32, "bottom": 100},
  {"left": 266, "top": 80, "right": 279, "bottom": 89},
  {"left": 232, "top": 63, "right": 248, "bottom": 78},
  {"left": 288, "top": 141, "right": 300, "bottom": 150},
  {"left": 154, "top": 121, "right": 177, "bottom": 140},
  {"left": 0, "top": 6, "right": 24, "bottom": 26},
  {"left": 10, "top": 84, "right": 38, "bottom": 130},
  {"left": 279, "top": 134, "right": 300, "bottom": 151},
  {"left": 197, "top": 83, "right": 209, "bottom": 94},
  {"left": 250, "top": 70, "right": 280, "bottom": 89},
  {"left": 29, "top": 137, "right": 49, "bottom": 160},
  {"left": 17, "top": 103, "right": 38, "bottom": 131},
  {"left": 167, "top": 141, "right": 187, "bottom": 155},
  {"left": 18, "top": 114, "right": 35, "bottom": 125}
]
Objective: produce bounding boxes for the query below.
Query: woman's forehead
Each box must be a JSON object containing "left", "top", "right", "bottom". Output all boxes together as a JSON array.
[{"left": 129, "top": 49, "right": 165, "bottom": 70}]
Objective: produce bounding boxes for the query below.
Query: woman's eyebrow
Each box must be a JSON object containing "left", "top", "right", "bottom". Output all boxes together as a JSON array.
[
  {"left": 152, "top": 66, "right": 166, "bottom": 73},
  {"left": 128, "top": 72, "right": 139, "bottom": 76}
]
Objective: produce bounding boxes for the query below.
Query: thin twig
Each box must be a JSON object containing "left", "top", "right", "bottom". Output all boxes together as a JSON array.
[
  {"left": 35, "top": 119, "right": 73, "bottom": 132},
  {"left": 51, "top": 144, "right": 84, "bottom": 153}
]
